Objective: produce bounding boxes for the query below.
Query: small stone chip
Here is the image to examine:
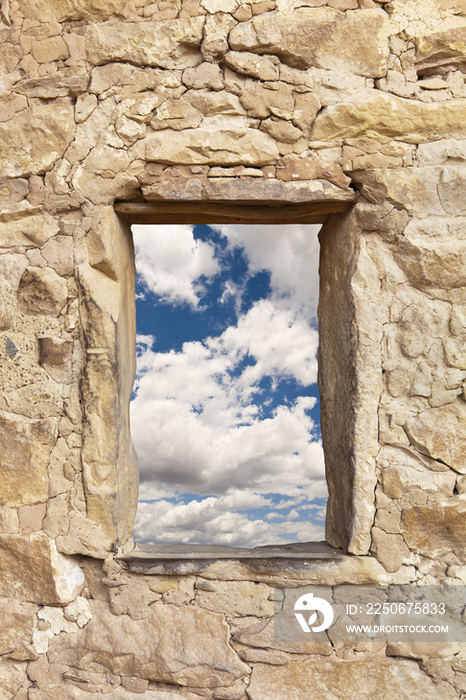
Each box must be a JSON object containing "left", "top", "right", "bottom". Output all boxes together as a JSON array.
[{"left": 5, "top": 338, "right": 18, "bottom": 358}]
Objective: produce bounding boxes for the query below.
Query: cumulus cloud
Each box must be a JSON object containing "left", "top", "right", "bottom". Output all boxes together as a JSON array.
[{"left": 130, "top": 224, "right": 325, "bottom": 546}]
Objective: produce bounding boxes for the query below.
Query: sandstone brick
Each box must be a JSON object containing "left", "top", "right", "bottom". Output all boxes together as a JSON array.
[
  {"left": 401, "top": 498, "right": 466, "bottom": 561},
  {"left": 405, "top": 402, "right": 466, "bottom": 473},
  {"left": 0, "top": 410, "right": 57, "bottom": 508},
  {"left": 17, "top": 267, "right": 68, "bottom": 316},
  {"left": 182, "top": 61, "right": 224, "bottom": 89},
  {"left": 14, "top": 66, "right": 89, "bottom": 98},
  {"left": 229, "top": 8, "right": 389, "bottom": 77},
  {"left": 18, "top": 503, "right": 47, "bottom": 532},
  {"left": 38, "top": 337, "right": 73, "bottom": 385},
  {"left": 224, "top": 51, "right": 279, "bottom": 81},
  {"left": 31, "top": 36, "right": 69, "bottom": 64}
]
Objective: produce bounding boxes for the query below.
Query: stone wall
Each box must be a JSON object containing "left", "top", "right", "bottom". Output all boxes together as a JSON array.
[{"left": 2, "top": 0, "right": 466, "bottom": 696}]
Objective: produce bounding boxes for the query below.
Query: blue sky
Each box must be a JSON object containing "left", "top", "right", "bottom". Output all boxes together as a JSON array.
[{"left": 130, "top": 223, "right": 327, "bottom": 546}]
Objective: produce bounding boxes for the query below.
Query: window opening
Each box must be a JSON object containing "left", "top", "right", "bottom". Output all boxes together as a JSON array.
[{"left": 130, "top": 223, "right": 326, "bottom": 546}]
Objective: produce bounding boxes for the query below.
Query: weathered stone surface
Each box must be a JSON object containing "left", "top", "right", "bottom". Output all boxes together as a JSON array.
[
  {"left": 247, "top": 659, "right": 458, "bottom": 699},
  {"left": 150, "top": 98, "right": 203, "bottom": 131},
  {"left": 0, "top": 214, "right": 58, "bottom": 249},
  {"left": 84, "top": 19, "right": 205, "bottom": 69},
  {"left": 353, "top": 167, "right": 445, "bottom": 216},
  {"left": 0, "top": 659, "right": 27, "bottom": 700},
  {"left": 182, "top": 62, "right": 224, "bottom": 90},
  {"left": 402, "top": 498, "right": 466, "bottom": 561},
  {"left": 0, "top": 533, "right": 84, "bottom": 604},
  {"left": 31, "top": 36, "right": 70, "bottom": 64},
  {"left": 371, "top": 528, "right": 412, "bottom": 573},
  {"left": 229, "top": 8, "right": 389, "bottom": 77},
  {"left": 405, "top": 402, "right": 466, "bottom": 473},
  {"left": 56, "top": 512, "right": 113, "bottom": 559},
  {"left": 381, "top": 464, "right": 456, "bottom": 499},
  {"left": 14, "top": 67, "right": 89, "bottom": 99},
  {"left": 0, "top": 598, "right": 35, "bottom": 655},
  {"left": 17, "top": 0, "right": 129, "bottom": 21},
  {"left": 48, "top": 599, "right": 249, "bottom": 687},
  {"left": 38, "top": 338, "right": 73, "bottom": 385},
  {"left": 145, "top": 128, "right": 280, "bottom": 166},
  {"left": 234, "top": 616, "right": 332, "bottom": 655},
  {"left": 196, "top": 581, "right": 273, "bottom": 617},
  {"left": 224, "top": 51, "right": 280, "bottom": 81},
  {"left": 0, "top": 104, "right": 75, "bottom": 179},
  {"left": 202, "top": 13, "right": 237, "bottom": 63},
  {"left": 78, "top": 208, "right": 138, "bottom": 548},
  {"left": 319, "top": 211, "right": 382, "bottom": 554},
  {"left": 260, "top": 118, "right": 303, "bottom": 143},
  {"left": 40, "top": 235, "right": 74, "bottom": 278},
  {"left": 17, "top": 267, "right": 67, "bottom": 316},
  {"left": 416, "top": 26, "right": 466, "bottom": 75},
  {"left": 310, "top": 89, "right": 466, "bottom": 145},
  {"left": 0, "top": 410, "right": 57, "bottom": 508},
  {"left": 0, "top": 44, "right": 22, "bottom": 75}
]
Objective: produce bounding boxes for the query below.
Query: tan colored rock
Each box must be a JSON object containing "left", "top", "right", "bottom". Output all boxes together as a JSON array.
[
  {"left": 29, "top": 687, "right": 195, "bottom": 700},
  {"left": 17, "top": 0, "right": 129, "bottom": 21},
  {"left": 56, "top": 512, "right": 113, "bottom": 559},
  {"left": 0, "top": 44, "right": 22, "bottom": 75},
  {"left": 0, "top": 533, "right": 84, "bottom": 604},
  {"left": 401, "top": 498, "right": 466, "bottom": 561},
  {"left": 109, "top": 579, "right": 162, "bottom": 619},
  {"left": 31, "top": 36, "right": 70, "bottom": 64},
  {"left": 40, "top": 236, "right": 74, "bottom": 278},
  {"left": 224, "top": 51, "right": 279, "bottom": 81},
  {"left": 202, "top": 12, "right": 237, "bottom": 62},
  {"left": 14, "top": 67, "right": 89, "bottom": 99},
  {"left": 416, "top": 26, "right": 466, "bottom": 75},
  {"left": 229, "top": 8, "right": 389, "bottom": 77},
  {"left": 0, "top": 213, "right": 58, "bottom": 250},
  {"left": 0, "top": 104, "right": 75, "bottom": 179},
  {"left": 78, "top": 209, "right": 138, "bottom": 548},
  {"left": 438, "top": 166, "right": 466, "bottom": 216},
  {"left": 0, "top": 659, "right": 28, "bottom": 700},
  {"left": 370, "top": 527, "right": 412, "bottom": 573},
  {"left": 182, "top": 62, "right": 224, "bottom": 90},
  {"left": 247, "top": 659, "right": 458, "bottom": 699},
  {"left": 237, "top": 647, "right": 288, "bottom": 665},
  {"left": 381, "top": 464, "right": 456, "bottom": 499},
  {"left": 185, "top": 90, "right": 246, "bottom": 116},
  {"left": 84, "top": 19, "right": 205, "bottom": 69},
  {"left": 260, "top": 118, "right": 303, "bottom": 143},
  {"left": 234, "top": 616, "right": 332, "bottom": 655},
  {"left": 150, "top": 98, "right": 203, "bottom": 131},
  {"left": 42, "top": 494, "right": 69, "bottom": 538},
  {"left": 237, "top": 79, "right": 294, "bottom": 119},
  {"left": 405, "top": 402, "right": 466, "bottom": 473},
  {"left": 1, "top": 377, "right": 64, "bottom": 421},
  {"left": 48, "top": 599, "right": 250, "bottom": 687},
  {"left": 292, "top": 92, "right": 321, "bottom": 137},
  {"left": 0, "top": 507, "right": 19, "bottom": 534},
  {"left": 145, "top": 127, "right": 280, "bottom": 165},
  {"left": 196, "top": 581, "right": 273, "bottom": 617},
  {"left": 0, "top": 410, "right": 57, "bottom": 508},
  {"left": 18, "top": 503, "right": 46, "bottom": 532},
  {"left": 17, "top": 267, "right": 67, "bottom": 316},
  {"left": 38, "top": 337, "right": 73, "bottom": 385},
  {"left": 311, "top": 89, "right": 466, "bottom": 146},
  {"left": 0, "top": 598, "right": 36, "bottom": 655}
]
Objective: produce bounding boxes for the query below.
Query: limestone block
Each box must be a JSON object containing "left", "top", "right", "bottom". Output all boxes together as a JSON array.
[
  {"left": 0, "top": 533, "right": 84, "bottom": 604},
  {"left": 416, "top": 26, "right": 466, "bottom": 75},
  {"left": 260, "top": 118, "right": 303, "bottom": 143},
  {"left": 185, "top": 90, "right": 246, "bottom": 116},
  {"left": 234, "top": 616, "right": 332, "bottom": 655},
  {"left": 417, "top": 138, "right": 466, "bottom": 166},
  {"left": 14, "top": 67, "right": 89, "bottom": 99},
  {"left": 237, "top": 79, "right": 295, "bottom": 119},
  {"left": 370, "top": 528, "right": 412, "bottom": 573},
  {"left": 0, "top": 103, "right": 74, "bottom": 179},
  {"left": 48, "top": 599, "right": 250, "bottom": 687},
  {"left": 84, "top": 19, "right": 205, "bottom": 69},
  {"left": 0, "top": 44, "right": 22, "bottom": 75},
  {"left": 0, "top": 410, "right": 57, "bottom": 508},
  {"left": 247, "top": 659, "right": 458, "bottom": 700},
  {"left": 40, "top": 235, "right": 74, "bottom": 278},
  {"left": 0, "top": 214, "right": 59, "bottom": 250},
  {"left": 202, "top": 13, "right": 237, "bottom": 62},
  {"left": 0, "top": 507, "right": 19, "bottom": 534},
  {"left": 17, "top": 267, "right": 67, "bottom": 316},
  {"left": 405, "top": 402, "right": 466, "bottom": 473},
  {"left": 18, "top": 503, "right": 47, "bottom": 533},
  {"left": 292, "top": 92, "right": 321, "bottom": 138},
  {"left": 56, "top": 512, "right": 113, "bottom": 559},
  {"left": 145, "top": 128, "right": 279, "bottom": 165},
  {"left": 31, "top": 36, "right": 70, "bottom": 64},
  {"left": 77, "top": 208, "right": 138, "bottom": 548},
  {"left": 150, "top": 98, "right": 203, "bottom": 131},
  {"left": 17, "top": 0, "right": 129, "bottom": 21},
  {"left": 310, "top": 89, "right": 466, "bottom": 146},
  {"left": 438, "top": 166, "right": 466, "bottom": 215},
  {"left": 402, "top": 498, "right": 466, "bottom": 561},
  {"left": 224, "top": 51, "right": 279, "bottom": 81},
  {"left": 0, "top": 598, "right": 36, "bottom": 655},
  {"left": 0, "top": 659, "right": 27, "bottom": 700},
  {"left": 38, "top": 338, "right": 73, "bottom": 385},
  {"left": 318, "top": 212, "right": 382, "bottom": 554},
  {"left": 109, "top": 579, "right": 162, "bottom": 619},
  {"left": 196, "top": 581, "right": 273, "bottom": 617},
  {"left": 0, "top": 378, "right": 64, "bottom": 420},
  {"left": 444, "top": 336, "right": 466, "bottom": 368},
  {"left": 182, "top": 62, "right": 224, "bottom": 90},
  {"left": 229, "top": 8, "right": 389, "bottom": 77},
  {"left": 381, "top": 464, "right": 456, "bottom": 499}
]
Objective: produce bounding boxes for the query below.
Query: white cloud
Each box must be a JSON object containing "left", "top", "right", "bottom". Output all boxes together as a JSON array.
[{"left": 132, "top": 224, "right": 219, "bottom": 307}]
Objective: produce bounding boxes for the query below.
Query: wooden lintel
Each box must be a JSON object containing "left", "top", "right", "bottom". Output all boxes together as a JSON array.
[{"left": 114, "top": 200, "right": 352, "bottom": 225}]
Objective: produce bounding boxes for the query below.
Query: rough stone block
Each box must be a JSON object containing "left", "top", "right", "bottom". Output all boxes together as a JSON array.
[
  {"left": 17, "top": 267, "right": 68, "bottom": 316},
  {"left": 0, "top": 214, "right": 59, "bottom": 250},
  {"left": 0, "top": 533, "right": 84, "bottom": 604},
  {"left": 229, "top": 8, "right": 389, "bottom": 77},
  {"left": 39, "top": 338, "right": 73, "bottom": 385},
  {"left": 405, "top": 402, "right": 466, "bottom": 473},
  {"left": 48, "top": 599, "right": 250, "bottom": 687},
  {"left": 402, "top": 498, "right": 466, "bottom": 561},
  {"left": 0, "top": 104, "right": 74, "bottom": 179},
  {"left": 0, "top": 410, "right": 57, "bottom": 508},
  {"left": 84, "top": 19, "right": 205, "bottom": 69}
]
